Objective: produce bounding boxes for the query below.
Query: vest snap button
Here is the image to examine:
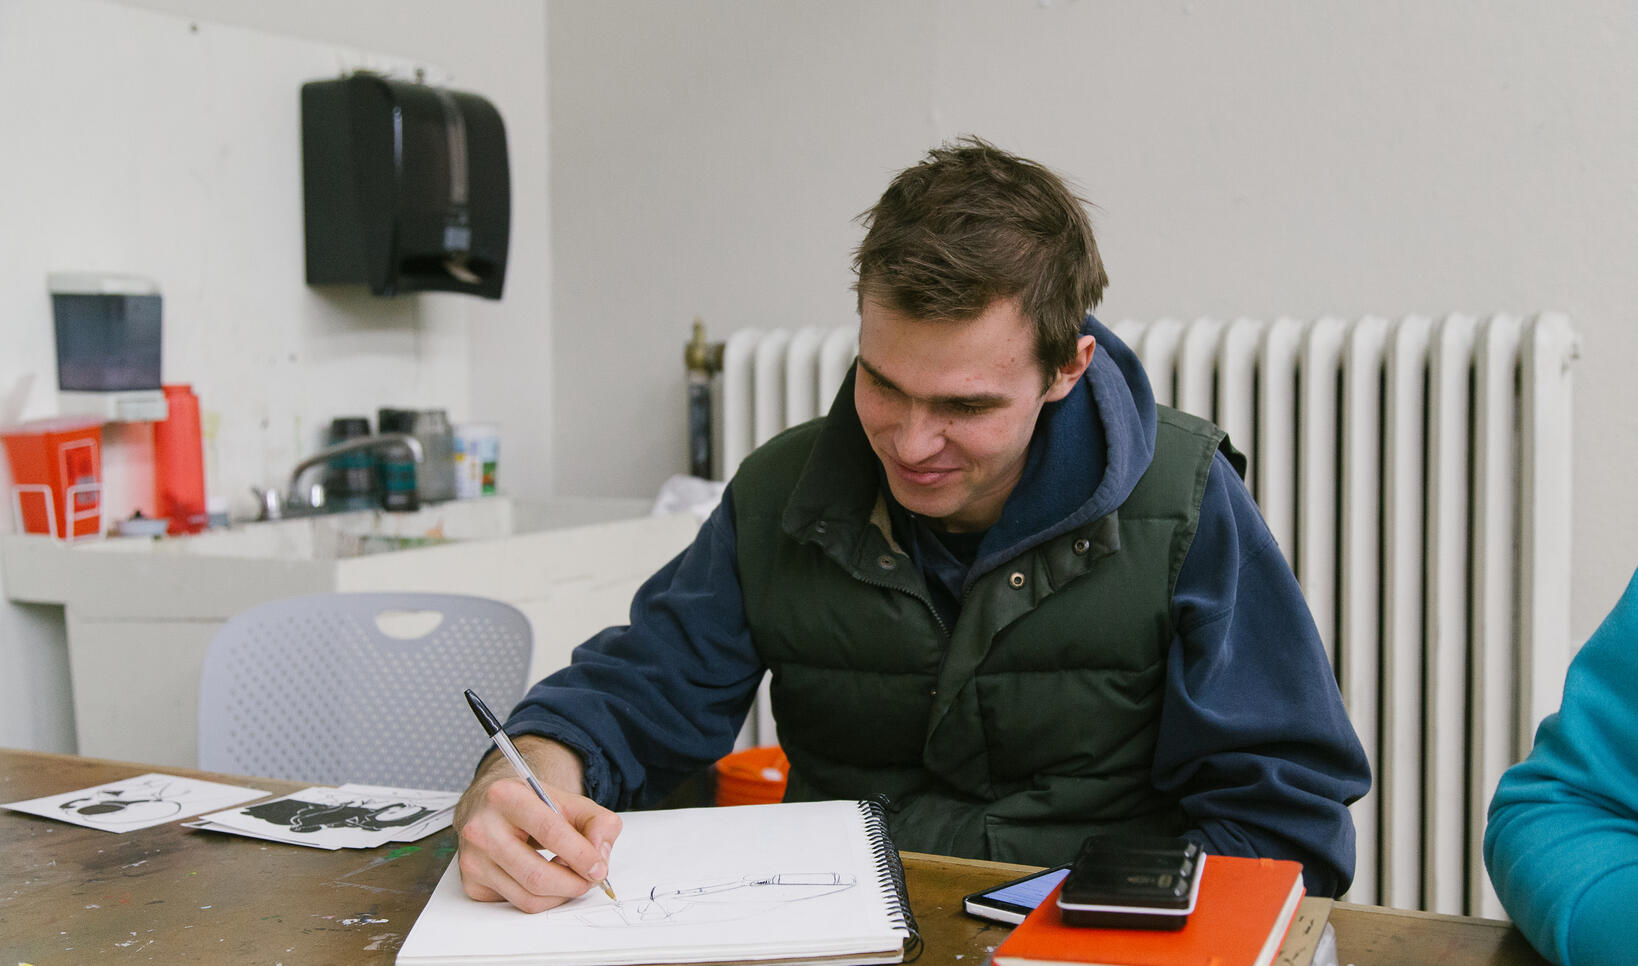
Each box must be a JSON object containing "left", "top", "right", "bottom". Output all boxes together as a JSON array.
[
  {"left": 877, "top": 554, "right": 896, "bottom": 570},
  {"left": 1073, "top": 538, "right": 1091, "bottom": 554},
  {"left": 815, "top": 522, "right": 827, "bottom": 534},
  {"left": 1009, "top": 571, "right": 1026, "bottom": 588}
]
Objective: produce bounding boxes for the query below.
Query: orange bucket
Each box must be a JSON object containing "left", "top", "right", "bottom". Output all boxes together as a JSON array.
[
  {"left": 713, "top": 745, "right": 789, "bottom": 807},
  {"left": 1, "top": 416, "right": 102, "bottom": 540}
]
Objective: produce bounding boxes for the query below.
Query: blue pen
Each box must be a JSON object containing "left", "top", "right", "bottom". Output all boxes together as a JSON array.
[{"left": 464, "top": 688, "right": 617, "bottom": 901}]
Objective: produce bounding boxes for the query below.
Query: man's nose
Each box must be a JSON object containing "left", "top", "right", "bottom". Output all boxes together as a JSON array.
[{"left": 894, "top": 406, "right": 945, "bottom": 463}]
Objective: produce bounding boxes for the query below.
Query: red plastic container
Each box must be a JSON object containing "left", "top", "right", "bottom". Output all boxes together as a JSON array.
[
  {"left": 153, "top": 384, "right": 207, "bottom": 534},
  {"left": 1, "top": 416, "right": 102, "bottom": 540},
  {"left": 712, "top": 745, "right": 789, "bottom": 807}
]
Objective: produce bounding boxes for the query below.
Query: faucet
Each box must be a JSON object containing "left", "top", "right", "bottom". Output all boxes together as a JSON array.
[{"left": 255, "top": 433, "right": 425, "bottom": 520}]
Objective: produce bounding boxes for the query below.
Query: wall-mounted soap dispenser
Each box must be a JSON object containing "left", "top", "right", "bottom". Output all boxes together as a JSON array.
[{"left": 301, "top": 72, "right": 510, "bottom": 300}]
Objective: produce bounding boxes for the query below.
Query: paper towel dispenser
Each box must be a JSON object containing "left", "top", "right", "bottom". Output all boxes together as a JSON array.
[{"left": 302, "top": 73, "right": 510, "bottom": 299}]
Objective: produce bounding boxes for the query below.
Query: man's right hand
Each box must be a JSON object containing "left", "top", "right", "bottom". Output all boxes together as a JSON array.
[{"left": 453, "top": 734, "right": 623, "bottom": 913}]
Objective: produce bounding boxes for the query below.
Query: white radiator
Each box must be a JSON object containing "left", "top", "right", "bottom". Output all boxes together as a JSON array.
[
  {"left": 717, "top": 326, "right": 860, "bottom": 479},
  {"left": 713, "top": 326, "right": 859, "bottom": 755},
  {"left": 712, "top": 314, "right": 1578, "bottom": 917}
]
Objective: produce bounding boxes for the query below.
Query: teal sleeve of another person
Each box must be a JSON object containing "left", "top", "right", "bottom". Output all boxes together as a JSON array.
[{"left": 1484, "top": 565, "right": 1638, "bottom": 966}]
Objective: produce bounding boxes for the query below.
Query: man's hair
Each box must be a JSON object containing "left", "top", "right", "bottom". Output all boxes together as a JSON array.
[{"left": 853, "top": 136, "right": 1108, "bottom": 386}]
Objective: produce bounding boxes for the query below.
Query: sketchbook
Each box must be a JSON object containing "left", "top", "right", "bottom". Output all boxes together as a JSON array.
[{"left": 396, "top": 799, "right": 921, "bottom": 966}]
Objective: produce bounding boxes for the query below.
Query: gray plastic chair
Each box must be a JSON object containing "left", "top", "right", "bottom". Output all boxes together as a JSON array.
[{"left": 198, "top": 592, "right": 533, "bottom": 792}]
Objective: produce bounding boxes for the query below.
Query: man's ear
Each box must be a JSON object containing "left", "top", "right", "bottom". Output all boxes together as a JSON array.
[{"left": 1044, "top": 335, "right": 1096, "bottom": 402}]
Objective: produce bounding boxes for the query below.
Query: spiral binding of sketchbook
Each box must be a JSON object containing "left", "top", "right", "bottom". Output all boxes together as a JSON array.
[
  {"left": 859, "top": 798, "right": 924, "bottom": 961},
  {"left": 398, "top": 798, "right": 921, "bottom": 966}
]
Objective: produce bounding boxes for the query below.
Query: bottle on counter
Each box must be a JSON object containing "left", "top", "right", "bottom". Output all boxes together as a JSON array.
[
  {"left": 454, "top": 422, "right": 499, "bottom": 499},
  {"left": 154, "top": 384, "right": 207, "bottom": 534}
]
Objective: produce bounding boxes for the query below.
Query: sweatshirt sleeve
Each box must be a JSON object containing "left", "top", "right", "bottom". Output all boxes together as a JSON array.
[
  {"left": 500, "top": 490, "right": 764, "bottom": 810},
  {"left": 1484, "top": 567, "right": 1638, "bottom": 966},
  {"left": 1151, "top": 452, "right": 1372, "bottom": 898}
]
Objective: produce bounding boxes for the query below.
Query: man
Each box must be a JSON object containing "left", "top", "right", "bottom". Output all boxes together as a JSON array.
[{"left": 455, "top": 137, "right": 1370, "bottom": 913}]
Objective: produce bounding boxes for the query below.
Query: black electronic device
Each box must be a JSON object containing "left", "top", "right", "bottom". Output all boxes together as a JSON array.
[
  {"left": 962, "top": 864, "right": 1072, "bottom": 925},
  {"left": 1056, "top": 835, "right": 1203, "bottom": 930}
]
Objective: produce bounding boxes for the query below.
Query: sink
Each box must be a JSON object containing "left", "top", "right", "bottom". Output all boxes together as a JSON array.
[
  {"left": 81, "top": 496, "right": 514, "bottom": 560},
  {"left": 67, "top": 494, "right": 663, "bottom": 560}
]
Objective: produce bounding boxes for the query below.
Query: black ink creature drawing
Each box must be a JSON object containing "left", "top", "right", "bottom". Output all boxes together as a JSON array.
[
  {"left": 58, "top": 777, "right": 186, "bottom": 827},
  {"left": 241, "top": 798, "right": 437, "bottom": 834}
]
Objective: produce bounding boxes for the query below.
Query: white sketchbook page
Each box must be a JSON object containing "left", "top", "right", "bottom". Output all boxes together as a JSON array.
[
  {"left": 399, "top": 800, "right": 907, "bottom": 965},
  {"left": 1, "top": 772, "right": 268, "bottom": 832}
]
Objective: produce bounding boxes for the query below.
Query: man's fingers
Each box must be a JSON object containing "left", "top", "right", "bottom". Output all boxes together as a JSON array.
[
  {"left": 582, "top": 807, "right": 624, "bottom": 863},
  {"left": 457, "top": 802, "right": 592, "bottom": 910},
  {"left": 456, "top": 839, "right": 573, "bottom": 914},
  {"left": 452, "top": 737, "right": 616, "bottom": 913},
  {"left": 488, "top": 780, "right": 611, "bottom": 886}
]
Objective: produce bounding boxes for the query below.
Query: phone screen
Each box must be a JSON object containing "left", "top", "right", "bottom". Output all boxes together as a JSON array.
[{"left": 962, "top": 865, "right": 1072, "bottom": 924}]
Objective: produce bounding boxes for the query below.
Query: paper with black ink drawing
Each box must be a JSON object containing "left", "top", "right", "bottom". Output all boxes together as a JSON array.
[
  {"left": 192, "top": 783, "right": 456, "bottom": 850},
  {"left": 2, "top": 772, "right": 268, "bottom": 832}
]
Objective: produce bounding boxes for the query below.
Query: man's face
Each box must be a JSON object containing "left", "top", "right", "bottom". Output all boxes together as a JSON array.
[{"left": 854, "top": 296, "right": 1089, "bottom": 533}]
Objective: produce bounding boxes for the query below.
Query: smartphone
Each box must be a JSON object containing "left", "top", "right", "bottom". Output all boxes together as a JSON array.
[{"left": 962, "top": 864, "right": 1072, "bottom": 924}]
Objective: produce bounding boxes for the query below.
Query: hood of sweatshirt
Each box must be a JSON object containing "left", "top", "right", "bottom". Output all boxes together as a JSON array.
[{"left": 966, "top": 314, "right": 1157, "bottom": 578}]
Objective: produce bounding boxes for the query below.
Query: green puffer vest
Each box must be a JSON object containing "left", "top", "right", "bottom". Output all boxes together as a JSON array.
[{"left": 733, "top": 394, "right": 1227, "bottom": 866}]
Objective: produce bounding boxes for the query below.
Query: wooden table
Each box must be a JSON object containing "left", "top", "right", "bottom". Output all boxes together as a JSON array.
[{"left": 1, "top": 749, "right": 1549, "bottom": 964}]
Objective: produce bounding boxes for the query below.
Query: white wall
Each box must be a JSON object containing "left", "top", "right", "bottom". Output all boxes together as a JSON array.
[
  {"left": 0, "top": 0, "right": 549, "bottom": 752},
  {"left": 546, "top": 0, "right": 1638, "bottom": 643},
  {"left": 108, "top": 0, "right": 555, "bottom": 505}
]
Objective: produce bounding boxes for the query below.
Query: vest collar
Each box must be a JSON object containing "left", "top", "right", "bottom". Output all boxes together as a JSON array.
[{"left": 779, "top": 365, "right": 882, "bottom": 544}]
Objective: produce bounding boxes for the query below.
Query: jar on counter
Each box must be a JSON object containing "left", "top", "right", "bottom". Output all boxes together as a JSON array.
[
  {"left": 323, "top": 416, "right": 377, "bottom": 512},
  {"left": 413, "top": 409, "right": 456, "bottom": 503},
  {"left": 376, "top": 408, "right": 420, "bottom": 512},
  {"left": 379, "top": 407, "right": 456, "bottom": 505}
]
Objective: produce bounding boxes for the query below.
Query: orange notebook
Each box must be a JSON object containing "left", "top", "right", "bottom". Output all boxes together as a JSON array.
[{"left": 991, "top": 854, "right": 1305, "bottom": 966}]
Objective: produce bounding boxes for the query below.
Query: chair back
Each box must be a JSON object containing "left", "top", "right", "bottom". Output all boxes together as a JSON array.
[{"left": 198, "top": 592, "right": 532, "bottom": 791}]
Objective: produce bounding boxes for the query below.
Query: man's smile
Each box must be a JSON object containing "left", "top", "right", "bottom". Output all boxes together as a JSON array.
[{"left": 886, "top": 458, "right": 959, "bottom": 488}]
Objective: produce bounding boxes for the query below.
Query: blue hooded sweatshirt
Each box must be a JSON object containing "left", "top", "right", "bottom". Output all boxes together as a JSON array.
[
  {"left": 504, "top": 317, "right": 1371, "bottom": 896},
  {"left": 1485, "top": 565, "right": 1638, "bottom": 966}
]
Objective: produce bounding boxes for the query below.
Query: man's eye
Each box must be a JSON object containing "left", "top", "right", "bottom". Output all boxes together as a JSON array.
[{"left": 867, "top": 376, "right": 902, "bottom": 398}]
